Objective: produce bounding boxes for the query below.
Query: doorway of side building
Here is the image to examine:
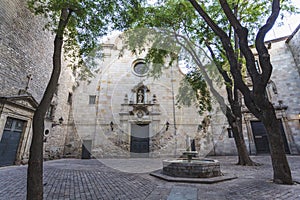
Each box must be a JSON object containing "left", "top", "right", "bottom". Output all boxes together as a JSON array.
[
  {"left": 81, "top": 140, "right": 92, "bottom": 159},
  {"left": 130, "top": 124, "right": 150, "bottom": 158},
  {"left": 0, "top": 117, "right": 26, "bottom": 166},
  {"left": 250, "top": 120, "right": 290, "bottom": 154}
]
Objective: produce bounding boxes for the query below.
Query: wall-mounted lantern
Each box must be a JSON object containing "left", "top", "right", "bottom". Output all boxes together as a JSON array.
[
  {"left": 110, "top": 121, "right": 114, "bottom": 131},
  {"left": 166, "top": 121, "right": 170, "bottom": 131},
  {"left": 278, "top": 100, "right": 283, "bottom": 108}
]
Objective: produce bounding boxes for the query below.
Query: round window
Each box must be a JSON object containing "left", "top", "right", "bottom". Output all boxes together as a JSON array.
[{"left": 132, "top": 60, "right": 149, "bottom": 76}]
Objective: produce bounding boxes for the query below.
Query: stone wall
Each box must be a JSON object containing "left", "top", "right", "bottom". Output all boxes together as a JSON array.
[
  {"left": 0, "top": 0, "right": 53, "bottom": 102},
  {"left": 44, "top": 65, "right": 80, "bottom": 159},
  {"left": 287, "top": 25, "right": 300, "bottom": 74},
  {"left": 72, "top": 35, "right": 228, "bottom": 158},
  {"left": 285, "top": 26, "right": 300, "bottom": 152},
  {"left": 271, "top": 39, "right": 300, "bottom": 153}
]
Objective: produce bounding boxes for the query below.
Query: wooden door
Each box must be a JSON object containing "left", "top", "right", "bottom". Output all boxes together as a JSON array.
[
  {"left": 251, "top": 120, "right": 290, "bottom": 154},
  {"left": 0, "top": 118, "right": 25, "bottom": 166},
  {"left": 130, "top": 124, "right": 149, "bottom": 158}
]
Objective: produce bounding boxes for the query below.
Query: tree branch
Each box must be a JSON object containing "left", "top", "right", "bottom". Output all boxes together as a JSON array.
[
  {"left": 205, "top": 42, "right": 235, "bottom": 107},
  {"left": 218, "top": 0, "right": 260, "bottom": 84},
  {"left": 255, "top": 0, "right": 280, "bottom": 89},
  {"left": 188, "top": 0, "right": 250, "bottom": 99},
  {"left": 174, "top": 32, "right": 234, "bottom": 119}
]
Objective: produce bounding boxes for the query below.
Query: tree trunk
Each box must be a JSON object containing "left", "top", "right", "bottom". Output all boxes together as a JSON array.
[
  {"left": 204, "top": 41, "right": 256, "bottom": 166},
  {"left": 230, "top": 107, "right": 256, "bottom": 166},
  {"left": 232, "top": 123, "right": 253, "bottom": 165},
  {"left": 260, "top": 102, "right": 292, "bottom": 184},
  {"left": 226, "top": 104, "right": 256, "bottom": 166},
  {"left": 27, "top": 8, "right": 71, "bottom": 200},
  {"left": 27, "top": 111, "right": 44, "bottom": 200},
  {"left": 189, "top": 0, "right": 292, "bottom": 184}
]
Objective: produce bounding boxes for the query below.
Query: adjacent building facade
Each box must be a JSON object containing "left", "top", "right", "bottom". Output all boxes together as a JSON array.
[
  {"left": 240, "top": 34, "right": 300, "bottom": 155},
  {"left": 0, "top": 0, "right": 77, "bottom": 166}
]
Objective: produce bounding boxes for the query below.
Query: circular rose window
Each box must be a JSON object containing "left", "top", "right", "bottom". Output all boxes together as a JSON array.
[{"left": 132, "top": 60, "right": 149, "bottom": 77}]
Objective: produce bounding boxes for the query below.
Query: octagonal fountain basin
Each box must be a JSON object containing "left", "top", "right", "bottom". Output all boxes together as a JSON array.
[{"left": 162, "top": 159, "right": 221, "bottom": 178}]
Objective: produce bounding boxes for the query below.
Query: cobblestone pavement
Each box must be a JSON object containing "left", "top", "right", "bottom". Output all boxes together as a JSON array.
[{"left": 0, "top": 156, "right": 299, "bottom": 200}]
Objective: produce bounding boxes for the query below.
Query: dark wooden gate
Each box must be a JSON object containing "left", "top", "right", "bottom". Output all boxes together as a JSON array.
[
  {"left": 0, "top": 118, "right": 25, "bottom": 166},
  {"left": 251, "top": 120, "right": 290, "bottom": 154},
  {"left": 130, "top": 124, "right": 149, "bottom": 158}
]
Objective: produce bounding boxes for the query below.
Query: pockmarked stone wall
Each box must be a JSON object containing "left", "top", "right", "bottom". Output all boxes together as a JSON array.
[
  {"left": 270, "top": 41, "right": 300, "bottom": 114},
  {"left": 72, "top": 34, "right": 228, "bottom": 158},
  {"left": 43, "top": 64, "right": 79, "bottom": 160},
  {"left": 0, "top": 0, "right": 52, "bottom": 164}
]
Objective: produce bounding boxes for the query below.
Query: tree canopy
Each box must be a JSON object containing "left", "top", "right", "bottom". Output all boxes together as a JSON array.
[
  {"left": 123, "top": 0, "right": 297, "bottom": 110},
  {"left": 123, "top": 0, "right": 298, "bottom": 183},
  {"left": 26, "top": 1, "right": 145, "bottom": 199}
]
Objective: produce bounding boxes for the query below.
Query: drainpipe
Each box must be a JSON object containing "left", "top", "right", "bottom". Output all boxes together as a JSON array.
[{"left": 171, "top": 66, "right": 177, "bottom": 157}]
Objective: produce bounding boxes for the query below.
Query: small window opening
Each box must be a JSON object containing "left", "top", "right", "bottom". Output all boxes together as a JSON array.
[
  {"left": 227, "top": 128, "right": 233, "bottom": 138},
  {"left": 46, "top": 105, "right": 55, "bottom": 120},
  {"left": 89, "top": 95, "right": 96, "bottom": 104},
  {"left": 68, "top": 92, "right": 73, "bottom": 104}
]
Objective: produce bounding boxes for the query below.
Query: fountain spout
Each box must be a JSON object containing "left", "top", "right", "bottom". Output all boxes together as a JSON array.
[{"left": 186, "top": 135, "right": 191, "bottom": 151}]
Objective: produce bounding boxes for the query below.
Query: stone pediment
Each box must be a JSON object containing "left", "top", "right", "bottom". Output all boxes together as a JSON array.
[
  {"left": 131, "top": 82, "right": 150, "bottom": 93},
  {"left": 0, "top": 95, "right": 38, "bottom": 111}
]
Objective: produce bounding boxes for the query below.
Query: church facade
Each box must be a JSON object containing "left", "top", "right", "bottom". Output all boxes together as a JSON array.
[
  {"left": 70, "top": 31, "right": 300, "bottom": 158},
  {"left": 71, "top": 35, "right": 221, "bottom": 158}
]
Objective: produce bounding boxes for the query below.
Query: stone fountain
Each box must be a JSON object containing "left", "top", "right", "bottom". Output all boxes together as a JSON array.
[{"left": 162, "top": 136, "right": 222, "bottom": 178}]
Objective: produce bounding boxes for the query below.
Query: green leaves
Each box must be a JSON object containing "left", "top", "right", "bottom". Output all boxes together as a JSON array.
[
  {"left": 177, "top": 68, "right": 212, "bottom": 115},
  {"left": 27, "top": 0, "right": 145, "bottom": 62},
  {"left": 26, "top": 0, "right": 147, "bottom": 81}
]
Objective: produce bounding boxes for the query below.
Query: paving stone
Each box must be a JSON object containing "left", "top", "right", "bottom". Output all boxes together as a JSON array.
[
  {"left": 167, "top": 186, "right": 197, "bottom": 200},
  {"left": 0, "top": 156, "right": 300, "bottom": 200}
]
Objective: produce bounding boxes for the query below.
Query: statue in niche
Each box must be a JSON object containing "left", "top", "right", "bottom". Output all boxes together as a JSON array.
[{"left": 137, "top": 89, "right": 144, "bottom": 103}]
